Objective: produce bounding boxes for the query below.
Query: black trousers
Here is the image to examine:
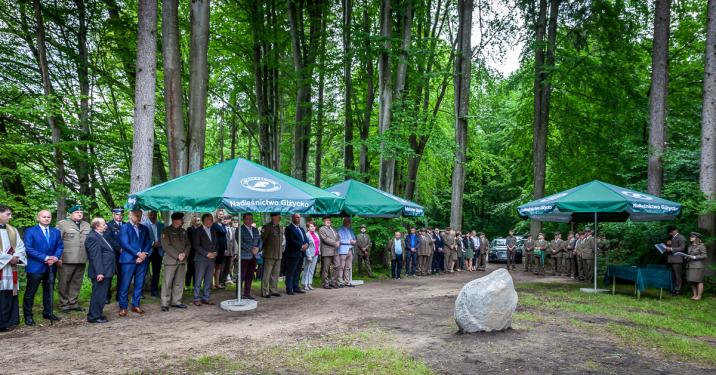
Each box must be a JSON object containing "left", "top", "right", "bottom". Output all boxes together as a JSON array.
[
  {"left": 107, "top": 253, "right": 122, "bottom": 302},
  {"left": 185, "top": 249, "right": 196, "bottom": 287},
  {"left": 149, "top": 250, "right": 163, "bottom": 294},
  {"left": 23, "top": 271, "right": 53, "bottom": 319},
  {"left": 0, "top": 290, "right": 19, "bottom": 329},
  {"left": 392, "top": 256, "right": 404, "bottom": 279},
  {"left": 88, "top": 278, "right": 111, "bottom": 321},
  {"left": 284, "top": 257, "right": 302, "bottom": 292}
]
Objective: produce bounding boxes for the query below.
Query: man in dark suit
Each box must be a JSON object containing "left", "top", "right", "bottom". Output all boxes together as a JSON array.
[
  {"left": 238, "top": 213, "right": 260, "bottom": 299},
  {"left": 85, "top": 218, "right": 116, "bottom": 323},
  {"left": 22, "top": 210, "right": 63, "bottom": 325},
  {"left": 665, "top": 226, "right": 687, "bottom": 295},
  {"left": 211, "top": 211, "right": 228, "bottom": 289},
  {"left": 191, "top": 213, "right": 218, "bottom": 306},
  {"left": 284, "top": 214, "right": 308, "bottom": 295},
  {"left": 104, "top": 208, "right": 124, "bottom": 303},
  {"left": 117, "top": 210, "right": 151, "bottom": 317},
  {"left": 431, "top": 229, "right": 444, "bottom": 274}
]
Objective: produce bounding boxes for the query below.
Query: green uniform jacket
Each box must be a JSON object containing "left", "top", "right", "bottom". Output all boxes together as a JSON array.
[
  {"left": 443, "top": 232, "right": 457, "bottom": 254},
  {"left": 161, "top": 225, "right": 190, "bottom": 265},
  {"left": 356, "top": 233, "right": 372, "bottom": 255},
  {"left": 524, "top": 240, "right": 534, "bottom": 253},
  {"left": 57, "top": 219, "right": 90, "bottom": 264},
  {"left": 581, "top": 236, "right": 596, "bottom": 260},
  {"left": 550, "top": 239, "right": 563, "bottom": 258},
  {"left": 261, "top": 223, "right": 283, "bottom": 260},
  {"left": 686, "top": 244, "right": 708, "bottom": 269}
]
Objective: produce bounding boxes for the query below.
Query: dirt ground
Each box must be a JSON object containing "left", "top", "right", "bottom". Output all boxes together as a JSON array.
[{"left": 2, "top": 264, "right": 714, "bottom": 375}]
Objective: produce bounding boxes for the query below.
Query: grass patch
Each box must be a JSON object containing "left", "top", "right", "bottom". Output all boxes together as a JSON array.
[
  {"left": 513, "top": 310, "right": 545, "bottom": 323},
  {"left": 180, "top": 330, "right": 432, "bottom": 375},
  {"left": 288, "top": 345, "right": 432, "bottom": 375},
  {"left": 184, "top": 354, "right": 254, "bottom": 374},
  {"left": 519, "top": 282, "right": 716, "bottom": 365}
]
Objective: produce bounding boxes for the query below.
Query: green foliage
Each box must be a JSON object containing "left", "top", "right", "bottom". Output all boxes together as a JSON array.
[{"left": 0, "top": 0, "right": 710, "bottom": 259}]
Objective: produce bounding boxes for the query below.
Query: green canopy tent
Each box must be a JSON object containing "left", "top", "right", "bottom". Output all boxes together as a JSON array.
[
  {"left": 325, "top": 179, "right": 425, "bottom": 284},
  {"left": 126, "top": 158, "right": 345, "bottom": 311},
  {"left": 517, "top": 180, "right": 682, "bottom": 292},
  {"left": 325, "top": 179, "right": 425, "bottom": 218}
]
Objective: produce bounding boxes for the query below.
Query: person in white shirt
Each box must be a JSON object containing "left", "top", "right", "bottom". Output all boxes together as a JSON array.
[{"left": 0, "top": 205, "right": 27, "bottom": 332}]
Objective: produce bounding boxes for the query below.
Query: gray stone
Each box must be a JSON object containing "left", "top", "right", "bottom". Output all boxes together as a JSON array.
[{"left": 454, "top": 268, "right": 518, "bottom": 332}]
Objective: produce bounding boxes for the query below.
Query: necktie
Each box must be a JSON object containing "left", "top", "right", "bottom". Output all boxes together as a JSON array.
[{"left": 44, "top": 227, "right": 50, "bottom": 244}]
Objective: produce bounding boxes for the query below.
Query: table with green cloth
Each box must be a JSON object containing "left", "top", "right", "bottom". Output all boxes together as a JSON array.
[{"left": 604, "top": 265, "right": 673, "bottom": 299}]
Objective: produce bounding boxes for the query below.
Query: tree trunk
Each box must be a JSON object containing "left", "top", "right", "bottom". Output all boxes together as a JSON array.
[
  {"left": 449, "top": 0, "right": 472, "bottom": 232},
  {"left": 647, "top": 0, "right": 671, "bottom": 196},
  {"left": 700, "top": 0, "right": 716, "bottom": 270},
  {"left": 530, "top": 0, "right": 548, "bottom": 237},
  {"left": 288, "top": 0, "right": 324, "bottom": 181},
  {"left": 188, "top": 0, "right": 210, "bottom": 173},
  {"left": 129, "top": 0, "right": 157, "bottom": 193},
  {"left": 30, "top": 0, "right": 66, "bottom": 219},
  {"left": 152, "top": 140, "right": 168, "bottom": 185},
  {"left": 162, "top": 0, "right": 188, "bottom": 178},
  {"left": 74, "top": 0, "right": 94, "bottom": 208},
  {"left": 378, "top": 0, "right": 394, "bottom": 193},
  {"left": 316, "top": 6, "right": 328, "bottom": 186},
  {"left": 343, "top": 0, "right": 354, "bottom": 177},
  {"left": 360, "top": 4, "right": 374, "bottom": 181},
  {"left": 315, "top": 61, "right": 325, "bottom": 187},
  {"left": 393, "top": 0, "right": 413, "bottom": 102}
]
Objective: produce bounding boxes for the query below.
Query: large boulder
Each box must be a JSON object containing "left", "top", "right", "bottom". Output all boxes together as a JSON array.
[{"left": 454, "top": 268, "right": 518, "bottom": 333}]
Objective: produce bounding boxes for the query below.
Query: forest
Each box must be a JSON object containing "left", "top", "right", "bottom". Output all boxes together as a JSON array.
[{"left": 0, "top": 0, "right": 713, "bottom": 264}]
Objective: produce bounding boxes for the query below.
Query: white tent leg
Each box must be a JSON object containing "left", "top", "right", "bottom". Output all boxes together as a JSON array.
[{"left": 221, "top": 212, "right": 258, "bottom": 311}]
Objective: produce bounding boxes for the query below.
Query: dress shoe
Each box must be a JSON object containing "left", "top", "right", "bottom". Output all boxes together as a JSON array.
[
  {"left": 242, "top": 295, "right": 255, "bottom": 300},
  {"left": 202, "top": 299, "right": 216, "bottom": 305},
  {"left": 130, "top": 307, "right": 145, "bottom": 314},
  {"left": 323, "top": 285, "right": 331, "bottom": 289},
  {"left": 104, "top": 299, "right": 110, "bottom": 305},
  {"left": 346, "top": 284, "right": 355, "bottom": 288},
  {"left": 172, "top": 304, "right": 188, "bottom": 309},
  {"left": 43, "top": 314, "right": 61, "bottom": 322},
  {"left": 161, "top": 306, "right": 169, "bottom": 312},
  {"left": 0, "top": 327, "right": 9, "bottom": 332},
  {"left": 286, "top": 291, "right": 295, "bottom": 295},
  {"left": 295, "top": 289, "right": 306, "bottom": 294},
  {"left": 271, "top": 293, "right": 281, "bottom": 297},
  {"left": 118, "top": 309, "right": 128, "bottom": 317},
  {"left": 101, "top": 315, "right": 107, "bottom": 320},
  {"left": 25, "top": 317, "right": 36, "bottom": 326},
  {"left": 262, "top": 295, "right": 271, "bottom": 298},
  {"left": 193, "top": 301, "right": 203, "bottom": 306},
  {"left": 87, "top": 318, "right": 108, "bottom": 324}
]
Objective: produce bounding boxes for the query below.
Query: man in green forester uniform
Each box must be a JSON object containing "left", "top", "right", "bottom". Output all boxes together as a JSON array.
[
  {"left": 550, "top": 232, "right": 563, "bottom": 276},
  {"left": 581, "top": 228, "right": 596, "bottom": 283},
  {"left": 523, "top": 234, "right": 534, "bottom": 272},
  {"left": 57, "top": 205, "right": 91, "bottom": 312}
]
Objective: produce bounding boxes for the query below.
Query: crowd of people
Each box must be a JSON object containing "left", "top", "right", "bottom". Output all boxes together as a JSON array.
[
  {"left": 0, "top": 203, "right": 710, "bottom": 332},
  {"left": 0, "top": 204, "right": 381, "bottom": 330}
]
